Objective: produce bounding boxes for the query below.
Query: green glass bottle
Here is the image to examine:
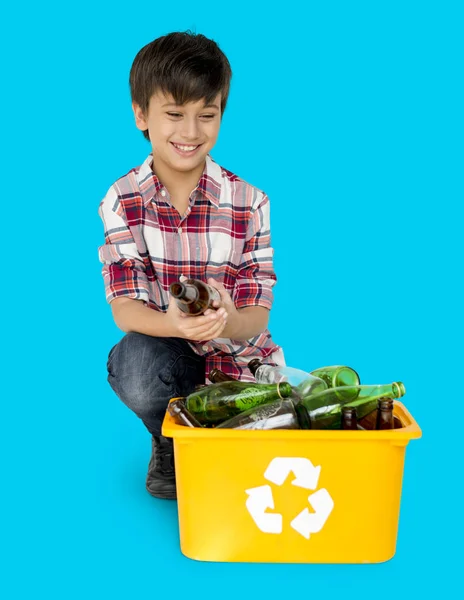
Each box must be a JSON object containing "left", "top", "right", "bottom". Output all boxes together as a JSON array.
[
  {"left": 298, "top": 382, "right": 406, "bottom": 430},
  {"left": 247, "top": 358, "right": 327, "bottom": 398},
  {"left": 309, "top": 365, "right": 360, "bottom": 388},
  {"left": 185, "top": 380, "right": 293, "bottom": 425}
]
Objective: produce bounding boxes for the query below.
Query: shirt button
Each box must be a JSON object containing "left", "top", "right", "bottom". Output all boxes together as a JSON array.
[
  {"left": 202, "top": 345, "right": 209, "bottom": 351},
  {"left": 160, "top": 189, "right": 166, "bottom": 197},
  {"left": 178, "top": 227, "right": 183, "bottom": 234}
]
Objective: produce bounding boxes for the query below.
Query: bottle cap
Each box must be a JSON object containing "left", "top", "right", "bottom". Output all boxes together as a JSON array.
[{"left": 247, "top": 358, "right": 263, "bottom": 375}]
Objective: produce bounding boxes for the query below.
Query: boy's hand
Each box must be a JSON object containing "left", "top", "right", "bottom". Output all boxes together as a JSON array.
[
  {"left": 166, "top": 295, "right": 227, "bottom": 342},
  {"left": 207, "top": 278, "right": 240, "bottom": 339}
]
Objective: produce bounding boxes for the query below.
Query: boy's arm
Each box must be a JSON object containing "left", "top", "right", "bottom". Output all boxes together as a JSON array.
[
  {"left": 110, "top": 296, "right": 227, "bottom": 341},
  {"left": 110, "top": 297, "right": 173, "bottom": 335},
  {"left": 208, "top": 293, "right": 269, "bottom": 341},
  {"left": 209, "top": 192, "right": 276, "bottom": 341},
  {"left": 98, "top": 188, "right": 227, "bottom": 340},
  {"left": 98, "top": 187, "right": 151, "bottom": 306}
]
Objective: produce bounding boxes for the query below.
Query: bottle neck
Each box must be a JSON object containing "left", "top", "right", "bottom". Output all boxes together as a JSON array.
[
  {"left": 294, "top": 403, "right": 312, "bottom": 429},
  {"left": 376, "top": 397, "right": 394, "bottom": 429},
  {"left": 170, "top": 282, "right": 199, "bottom": 303},
  {"left": 341, "top": 407, "right": 358, "bottom": 430},
  {"left": 208, "top": 369, "right": 237, "bottom": 383},
  {"left": 248, "top": 358, "right": 264, "bottom": 376}
]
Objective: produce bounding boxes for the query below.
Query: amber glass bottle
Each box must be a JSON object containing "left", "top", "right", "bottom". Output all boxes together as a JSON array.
[{"left": 169, "top": 278, "right": 220, "bottom": 315}]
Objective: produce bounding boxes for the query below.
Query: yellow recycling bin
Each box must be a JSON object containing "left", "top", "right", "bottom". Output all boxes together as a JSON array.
[{"left": 162, "top": 400, "right": 421, "bottom": 563}]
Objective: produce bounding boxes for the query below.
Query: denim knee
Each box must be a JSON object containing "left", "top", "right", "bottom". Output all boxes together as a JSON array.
[{"left": 106, "top": 332, "right": 204, "bottom": 433}]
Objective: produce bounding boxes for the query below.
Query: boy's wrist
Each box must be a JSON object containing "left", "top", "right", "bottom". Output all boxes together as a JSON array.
[
  {"left": 222, "top": 314, "right": 239, "bottom": 339},
  {"left": 161, "top": 310, "right": 182, "bottom": 338}
]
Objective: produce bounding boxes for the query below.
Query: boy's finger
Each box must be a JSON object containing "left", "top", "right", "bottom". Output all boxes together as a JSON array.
[
  {"left": 186, "top": 317, "right": 226, "bottom": 340},
  {"left": 198, "top": 322, "right": 225, "bottom": 342},
  {"left": 208, "top": 277, "right": 223, "bottom": 289},
  {"left": 183, "top": 315, "right": 221, "bottom": 336},
  {"left": 202, "top": 315, "right": 228, "bottom": 338}
]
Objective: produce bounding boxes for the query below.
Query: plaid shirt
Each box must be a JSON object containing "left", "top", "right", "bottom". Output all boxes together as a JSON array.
[{"left": 98, "top": 153, "right": 285, "bottom": 381}]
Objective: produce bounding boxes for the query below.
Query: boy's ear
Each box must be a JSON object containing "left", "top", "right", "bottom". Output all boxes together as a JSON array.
[{"left": 132, "top": 102, "right": 148, "bottom": 131}]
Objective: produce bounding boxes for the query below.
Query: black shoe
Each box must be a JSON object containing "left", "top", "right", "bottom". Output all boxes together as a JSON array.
[{"left": 146, "top": 435, "right": 177, "bottom": 499}]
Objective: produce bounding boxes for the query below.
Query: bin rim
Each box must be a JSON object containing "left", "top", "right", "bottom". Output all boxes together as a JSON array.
[{"left": 162, "top": 399, "right": 422, "bottom": 441}]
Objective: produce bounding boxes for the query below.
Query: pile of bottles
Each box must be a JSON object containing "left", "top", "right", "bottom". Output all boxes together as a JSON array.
[
  {"left": 167, "top": 278, "right": 404, "bottom": 431},
  {"left": 167, "top": 361, "right": 406, "bottom": 432}
]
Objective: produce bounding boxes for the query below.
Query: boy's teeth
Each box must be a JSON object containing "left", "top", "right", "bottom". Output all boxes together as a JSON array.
[{"left": 174, "top": 143, "right": 198, "bottom": 151}]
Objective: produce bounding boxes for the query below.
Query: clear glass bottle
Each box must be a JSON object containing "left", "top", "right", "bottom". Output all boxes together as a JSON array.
[
  {"left": 247, "top": 359, "right": 327, "bottom": 398},
  {"left": 215, "top": 399, "right": 301, "bottom": 430}
]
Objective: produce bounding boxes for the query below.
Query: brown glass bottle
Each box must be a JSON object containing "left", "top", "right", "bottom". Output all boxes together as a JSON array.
[
  {"left": 376, "top": 397, "right": 395, "bottom": 430},
  {"left": 208, "top": 369, "right": 237, "bottom": 383},
  {"left": 341, "top": 406, "right": 365, "bottom": 430},
  {"left": 358, "top": 408, "right": 377, "bottom": 430},
  {"left": 393, "top": 415, "right": 403, "bottom": 429},
  {"left": 168, "top": 398, "right": 203, "bottom": 428},
  {"left": 169, "top": 278, "right": 221, "bottom": 316},
  {"left": 358, "top": 399, "right": 402, "bottom": 430}
]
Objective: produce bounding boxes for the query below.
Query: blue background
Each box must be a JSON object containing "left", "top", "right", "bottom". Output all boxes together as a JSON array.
[{"left": 1, "top": 0, "right": 462, "bottom": 597}]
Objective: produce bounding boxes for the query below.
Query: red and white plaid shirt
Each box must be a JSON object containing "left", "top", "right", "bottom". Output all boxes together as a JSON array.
[{"left": 98, "top": 153, "right": 285, "bottom": 381}]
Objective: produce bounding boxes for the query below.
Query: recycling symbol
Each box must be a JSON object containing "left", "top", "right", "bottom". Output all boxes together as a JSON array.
[{"left": 245, "top": 457, "right": 334, "bottom": 539}]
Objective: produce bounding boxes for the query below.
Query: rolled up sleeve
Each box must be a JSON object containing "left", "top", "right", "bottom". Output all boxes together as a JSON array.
[
  {"left": 233, "top": 193, "right": 276, "bottom": 310},
  {"left": 97, "top": 187, "right": 150, "bottom": 305}
]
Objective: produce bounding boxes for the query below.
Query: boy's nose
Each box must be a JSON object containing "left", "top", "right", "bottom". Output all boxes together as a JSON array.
[{"left": 180, "top": 119, "right": 200, "bottom": 140}]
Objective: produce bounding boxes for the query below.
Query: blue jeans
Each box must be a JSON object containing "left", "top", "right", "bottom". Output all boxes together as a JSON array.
[{"left": 107, "top": 333, "right": 206, "bottom": 436}]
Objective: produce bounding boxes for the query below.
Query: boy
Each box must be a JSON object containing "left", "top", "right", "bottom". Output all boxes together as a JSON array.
[{"left": 98, "top": 31, "right": 285, "bottom": 500}]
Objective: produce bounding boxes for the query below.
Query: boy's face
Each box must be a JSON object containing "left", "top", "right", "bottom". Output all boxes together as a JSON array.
[{"left": 133, "top": 91, "right": 222, "bottom": 175}]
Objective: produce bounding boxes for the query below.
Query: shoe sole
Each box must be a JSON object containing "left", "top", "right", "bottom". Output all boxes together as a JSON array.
[{"left": 146, "top": 485, "right": 177, "bottom": 500}]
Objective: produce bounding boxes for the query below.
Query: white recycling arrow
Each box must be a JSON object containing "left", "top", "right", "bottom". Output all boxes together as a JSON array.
[
  {"left": 264, "top": 457, "right": 321, "bottom": 490},
  {"left": 290, "top": 488, "right": 334, "bottom": 539},
  {"left": 245, "top": 485, "right": 283, "bottom": 534}
]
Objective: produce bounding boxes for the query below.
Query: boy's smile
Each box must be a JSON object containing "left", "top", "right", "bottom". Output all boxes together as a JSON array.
[
  {"left": 132, "top": 91, "right": 222, "bottom": 185},
  {"left": 170, "top": 141, "right": 203, "bottom": 157}
]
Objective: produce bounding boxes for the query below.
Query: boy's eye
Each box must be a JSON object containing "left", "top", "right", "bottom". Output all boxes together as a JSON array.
[{"left": 167, "top": 112, "right": 216, "bottom": 119}]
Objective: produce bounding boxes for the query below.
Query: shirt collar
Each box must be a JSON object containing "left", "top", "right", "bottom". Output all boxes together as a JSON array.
[{"left": 137, "top": 153, "right": 222, "bottom": 209}]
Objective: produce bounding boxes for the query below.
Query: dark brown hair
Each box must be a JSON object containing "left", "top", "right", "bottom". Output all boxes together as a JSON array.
[{"left": 129, "top": 31, "right": 232, "bottom": 141}]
